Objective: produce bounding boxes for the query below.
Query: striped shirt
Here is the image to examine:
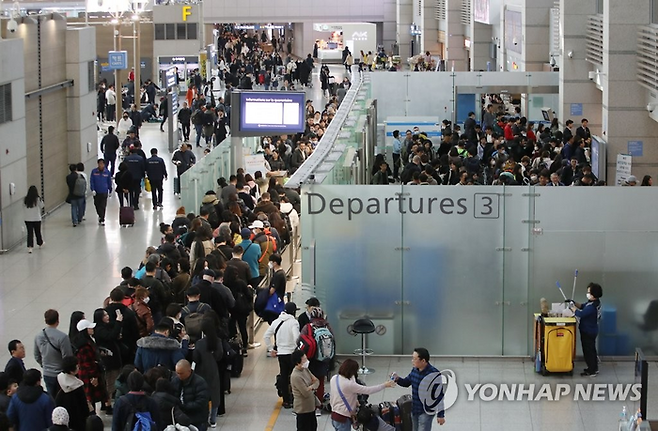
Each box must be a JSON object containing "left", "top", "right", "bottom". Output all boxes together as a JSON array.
[{"left": 396, "top": 363, "right": 445, "bottom": 418}]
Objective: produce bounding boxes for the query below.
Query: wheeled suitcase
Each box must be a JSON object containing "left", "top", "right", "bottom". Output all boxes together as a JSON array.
[
  {"left": 119, "top": 206, "right": 135, "bottom": 226},
  {"left": 229, "top": 337, "right": 244, "bottom": 377},
  {"left": 397, "top": 394, "right": 412, "bottom": 431},
  {"left": 173, "top": 177, "right": 181, "bottom": 194}
]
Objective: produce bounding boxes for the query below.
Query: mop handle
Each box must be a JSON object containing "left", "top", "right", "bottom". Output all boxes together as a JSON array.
[
  {"left": 556, "top": 281, "right": 568, "bottom": 301},
  {"left": 570, "top": 269, "right": 578, "bottom": 301}
]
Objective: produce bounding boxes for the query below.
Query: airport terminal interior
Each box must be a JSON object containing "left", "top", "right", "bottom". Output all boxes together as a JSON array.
[{"left": 2, "top": 0, "right": 658, "bottom": 430}]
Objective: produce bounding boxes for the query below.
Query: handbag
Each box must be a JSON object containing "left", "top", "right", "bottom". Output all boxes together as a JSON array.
[
  {"left": 264, "top": 293, "right": 284, "bottom": 315},
  {"left": 144, "top": 178, "right": 151, "bottom": 192}
]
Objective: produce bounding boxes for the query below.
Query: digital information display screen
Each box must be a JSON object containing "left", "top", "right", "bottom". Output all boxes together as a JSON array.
[{"left": 239, "top": 92, "right": 305, "bottom": 134}]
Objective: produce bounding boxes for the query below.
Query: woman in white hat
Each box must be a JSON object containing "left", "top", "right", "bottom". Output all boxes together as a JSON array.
[{"left": 71, "top": 319, "right": 113, "bottom": 415}]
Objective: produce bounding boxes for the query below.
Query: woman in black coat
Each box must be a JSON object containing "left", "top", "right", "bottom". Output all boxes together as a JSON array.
[
  {"left": 92, "top": 308, "right": 123, "bottom": 401},
  {"left": 224, "top": 266, "right": 253, "bottom": 354},
  {"left": 55, "top": 356, "right": 90, "bottom": 431},
  {"left": 114, "top": 162, "right": 133, "bottom": 207}
]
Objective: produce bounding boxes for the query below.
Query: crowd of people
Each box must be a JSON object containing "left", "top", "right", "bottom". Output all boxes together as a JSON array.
[
  {"left": 382, "top": 113, "right": 648, "bottom": 187},
  {"left": 3, "top": 167, "right": 303, "bottom": 431}
]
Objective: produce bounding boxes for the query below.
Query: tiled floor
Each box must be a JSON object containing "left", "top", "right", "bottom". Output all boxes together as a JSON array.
[{"left": 2, "top": 66, "right": 658, "bottom": 431}]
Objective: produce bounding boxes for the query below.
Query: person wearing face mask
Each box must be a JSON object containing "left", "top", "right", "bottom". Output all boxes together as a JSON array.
[
  {"left": 268, "top": 254, "right": 287, "bottom": 301},
  {"left": 569, "top": 283, "right": 603, "bottom": 377},
  {"left": 290, "top": 349, "right": 320, "bottom": 431}
]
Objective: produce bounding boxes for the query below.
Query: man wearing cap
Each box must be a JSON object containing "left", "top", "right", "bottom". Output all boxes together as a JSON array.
[
  {"left": 625, "top": 175, "right": 638, "bottom": 186},
  {"left": 239, "top": 227, "right": 262, "bottom": 287},
  {"left": 298, "top": 297, "right": 321, "bottom": 329},
  {"left": 251, "top": 220, "right": 277, "bottom": 279},
  {"left": 134, "top": 322, "right": 188, "bottom": 372},
  {"left": 263, "top": 302, "right": 300, "bottom": 409},
  {"left": 34, "top": 309, "right": 73, "bottom": 398}
]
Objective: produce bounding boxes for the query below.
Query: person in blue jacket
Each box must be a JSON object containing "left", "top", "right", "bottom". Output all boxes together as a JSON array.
[
  {"left": 238, "top": 228, "right": 262, "bottom": 287},
  {"left": 570, "top": 282, "right": 603, "bottom": 377},
  {"left": 7, "top": 368, "right": 55, "bottom": 431},
  {"left": 146, "top": 148, "right": 168, "bottom": 210},
  {"left": 394, "top": 347, "right": 446, "bottom": 430},
  {"left": 89, "top": 159, "right": 113, "bottom": 226}
]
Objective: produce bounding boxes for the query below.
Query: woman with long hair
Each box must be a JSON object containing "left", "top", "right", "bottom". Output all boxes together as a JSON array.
[
  {"left": 189, "top": 225, "right": 214, "bottom": 268},
  {"left": 641, "top": 175, "right": 652, "bottom": 186},
  {"left": 224, "top": 265, "right": 252, "bottom": 355},
  {"left": 68, "top": 311, "right": 86, "bottom": 340},
  {"left": 114, "top": 162, "right": 132, "bottom": 208},
  {"left": 193, "top": 312, "right": 224, "bottom": 426},
  {"left": 71, "top": 319, "right": 113, "bottom": 414},
  {"left": 329, "top": 359, "right": 394, "bottom": 431},
  {"left": 24, "top": 185, "right": 45, "bottom": 253},
  {"left": 92, "top": 308, "right": 123, "bottom": 401}
]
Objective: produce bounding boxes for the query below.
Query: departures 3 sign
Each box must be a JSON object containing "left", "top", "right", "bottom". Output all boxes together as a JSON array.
[{"left": 305, "top": 192, "right": 500, "bottom": 220}]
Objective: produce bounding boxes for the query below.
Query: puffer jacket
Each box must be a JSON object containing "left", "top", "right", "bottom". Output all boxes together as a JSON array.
[
  {"left": 134, "top": 333, "right": 185, "bottom": 372},
  {"left": 7, "top": 385, "right": 55, "bottom": 431},
  {"left": 171, "top": 372, "right": 209, "bottom": 428}
]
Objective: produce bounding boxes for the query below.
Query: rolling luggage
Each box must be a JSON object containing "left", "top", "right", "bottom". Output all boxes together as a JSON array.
[
  {"left": 229, "top": 336, "right": 244, "bottom": 377},
  {"left": 119, "top": 206, "right": 135, "bottom": 226},
  {"left": 397, "top": 395, "right": 412, "bottom": 431},
  {"left": 173, "top": 177, "right": 181, "bottom": 194}
]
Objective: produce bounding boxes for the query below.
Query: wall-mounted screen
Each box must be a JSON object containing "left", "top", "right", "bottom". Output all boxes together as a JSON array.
[
  {"left": 474, "top": 0, "right": 490, "bottom": 24},
  {"left": 505, "top": 10, "right": 523, "bottom": 54},
  {"left": 238, "top": 91, "right": 305, "bottom": 135}
]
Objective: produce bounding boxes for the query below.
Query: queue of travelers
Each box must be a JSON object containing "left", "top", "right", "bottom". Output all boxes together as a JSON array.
[
  {"left": 5, "top": 162, "right": 303, "bottom": 430},
  {"left": 383, "top": 114, "right": 644, "bottom": 187}
]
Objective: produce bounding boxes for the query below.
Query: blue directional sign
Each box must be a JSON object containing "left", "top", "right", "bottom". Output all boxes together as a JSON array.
[
  {"left": 108, "top": 51, "right": 128, "bottom": 70},
  {"left": 628, "top": 141, "right": 643, "bottom": 157}
]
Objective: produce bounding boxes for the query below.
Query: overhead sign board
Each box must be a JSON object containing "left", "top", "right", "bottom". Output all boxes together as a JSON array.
[{"left": 108, "top": 51, "right": 128, "bottom": 70}]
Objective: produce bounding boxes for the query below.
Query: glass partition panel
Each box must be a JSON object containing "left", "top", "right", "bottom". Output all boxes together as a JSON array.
[
  {"left": 530, "top": 187, "right": 658, "bottom": 356},
  {"left": 502, "top": 185, "right": 532, "bottom": 355},
  {"left": 301, "top": 184, "right": 403, "bottom": 355},
  {"left": 400, "top": 185, "right": 505, "bottom": 355}
]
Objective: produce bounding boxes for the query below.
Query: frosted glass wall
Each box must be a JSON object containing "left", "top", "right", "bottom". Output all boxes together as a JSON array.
[{"left": 301, "top": 185, "right": 658, "bottom": 356}]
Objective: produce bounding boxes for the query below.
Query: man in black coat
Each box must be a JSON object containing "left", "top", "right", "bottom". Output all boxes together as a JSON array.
[
  {"left": 146, "top": 148, "right": 168, "bottom": 210},
  {"left": 171, "top": 360, "right": 209, "bottom": 431},
  {"left": 129, "top": 104, "right": 143, "bottom": 137},
  {"left": 124, "top": 147, "right": 146, "bottom": 210},
  {"left": 100, "top": 126, "right": 120, "bottom": 176},
  {"left": 105, "top": 288, "right": 140, "bottom": 362},
  {"left": 178, "top": 101, "right": 192, "bottom": 142}
]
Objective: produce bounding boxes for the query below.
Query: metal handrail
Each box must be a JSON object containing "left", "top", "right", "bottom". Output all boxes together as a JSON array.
[{"left": 285, "top": 65, "right": 364, "bottom": 188}]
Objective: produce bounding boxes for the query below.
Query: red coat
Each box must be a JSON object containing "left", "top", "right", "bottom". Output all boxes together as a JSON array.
[{"left": 75, "top": 340, "right": 107, "bottom": 403}]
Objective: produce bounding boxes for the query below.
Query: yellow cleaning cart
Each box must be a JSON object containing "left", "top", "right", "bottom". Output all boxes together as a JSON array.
[{"left": 534, "top": 314, "right": 577, "bottom": 375}]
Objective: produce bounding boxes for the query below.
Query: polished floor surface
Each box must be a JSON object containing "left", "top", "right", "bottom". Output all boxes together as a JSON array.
[{"left": 2, "top": 67, "right": 658, "bottom": 430}]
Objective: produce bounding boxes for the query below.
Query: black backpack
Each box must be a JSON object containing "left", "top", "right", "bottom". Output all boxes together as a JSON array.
[{"left": 191, "top": 109, "right": 204, "bottom": 126}]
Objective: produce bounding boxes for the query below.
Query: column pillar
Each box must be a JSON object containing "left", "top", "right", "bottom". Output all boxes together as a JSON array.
[
  {"left": 471, "top": 22, "right": 492, "bottom": 71},
  {"left": 445, "top": 0, "right": 467, "bottom": 70},
  {"left": 423, "top": 0, "right": 440, "bottom": 54},
  {"left": 396, "top": 0, "right": 413, "bottom": 61},
  {"left": 602, "top": 0, "right": 658, "bottom": 181},
  {"left": 558, "top": 0, "right": 601, "bottom": 135},
  {"left": 65, "top": 26, "right": 98, "bottom": 171}
]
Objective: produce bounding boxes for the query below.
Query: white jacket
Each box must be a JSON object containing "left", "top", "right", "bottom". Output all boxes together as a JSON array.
[
  {"left": 263, "top": 312, "right": 300, "bottom": 355},
  {"left": 105, "top": 88, "right": 116, "bottom": 105}
]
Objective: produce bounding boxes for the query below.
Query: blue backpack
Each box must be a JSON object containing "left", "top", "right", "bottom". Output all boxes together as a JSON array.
[{"left": 123, "top": 399, "right": 156, "bottom": 431}]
